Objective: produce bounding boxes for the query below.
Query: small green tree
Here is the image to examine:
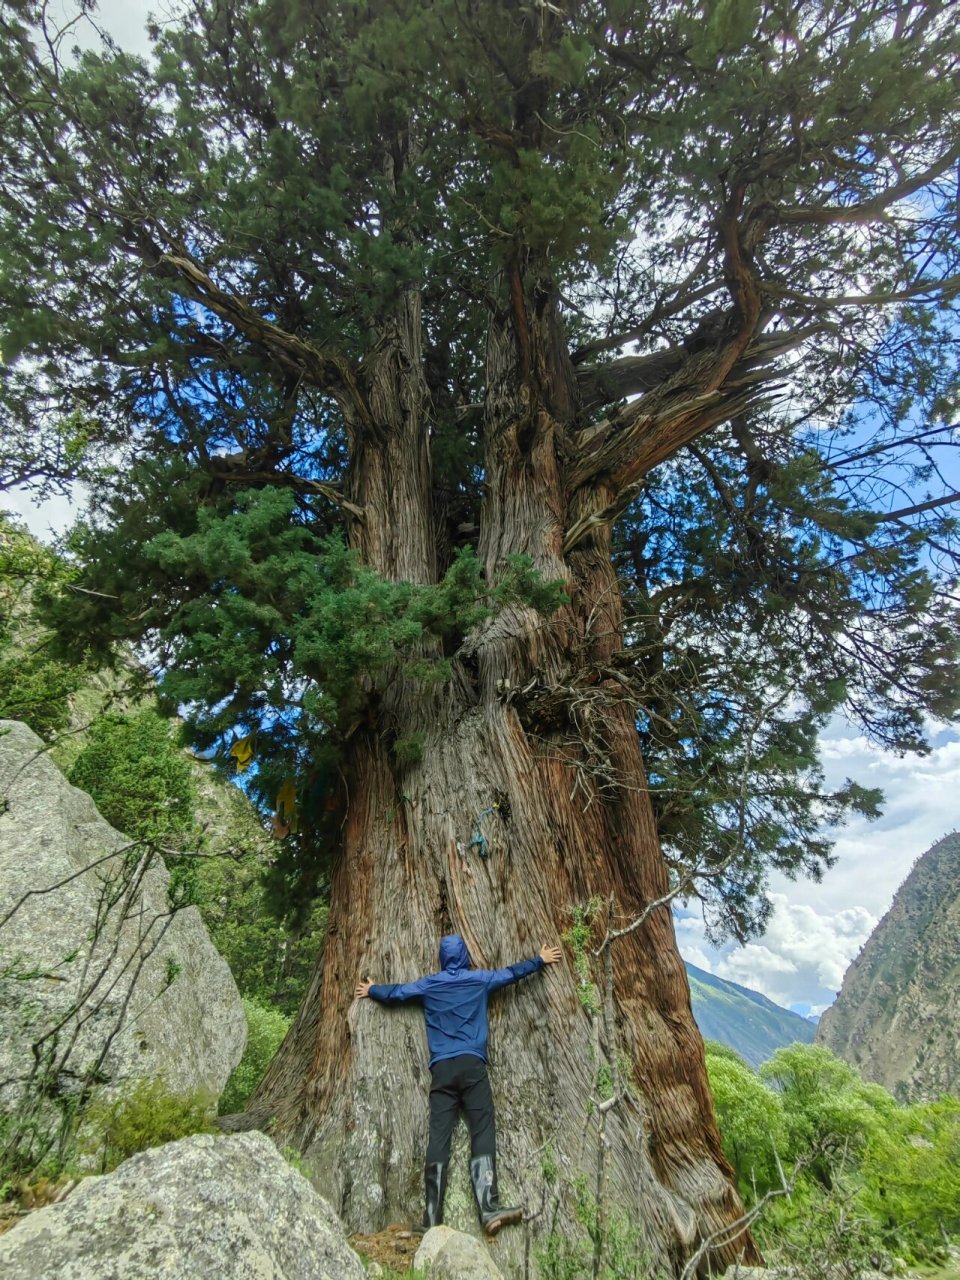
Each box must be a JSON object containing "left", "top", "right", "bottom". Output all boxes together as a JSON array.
[
  {"left": 760, "top": 1044, "right": 896, "bottom": 1188},
  {"left": 219, "top": 997, "right": 292, "bottom": 1116},
  {"left": 68, "top": 708, "right": 196, "bottom": 845},
  {"left": 705, "top": 1045, "right": 787, "bottom": 1200}
]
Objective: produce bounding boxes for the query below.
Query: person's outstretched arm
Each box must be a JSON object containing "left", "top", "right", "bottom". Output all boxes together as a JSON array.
[
  {"left": 355, "top": 974, "right": 429, "bottom": 1004},
  {"left": 485, "top": 944, "right": 562, "bottom": 993}
]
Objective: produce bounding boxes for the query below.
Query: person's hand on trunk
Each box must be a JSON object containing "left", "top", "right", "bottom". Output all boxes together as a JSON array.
[
  {"left": 355, "top": 977, "right": 373, "bottom": 998},
  {"left": 539, "top": 945, "right": 562, "bottom": 965}
]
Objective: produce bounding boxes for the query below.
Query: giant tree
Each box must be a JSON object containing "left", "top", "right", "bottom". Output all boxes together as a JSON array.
[{"left": 1, "top": 0, "right": 959, "bottom": 1271}]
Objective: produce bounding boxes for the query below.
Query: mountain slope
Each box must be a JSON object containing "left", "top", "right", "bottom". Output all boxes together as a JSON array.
[
  {"left": 685, "top": 962, "right": 815, "bottom": 1066},
  {"left": 816, "top": 831, "right": 960, "bottom": 1102}
]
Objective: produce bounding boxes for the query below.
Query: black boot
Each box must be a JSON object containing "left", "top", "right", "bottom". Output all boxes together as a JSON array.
[
  {"left": 470, "top": 1154, "right": 522, "bottom": 1236},
  {"left": 413, "top": 1162, "right": 448, "bottom": 1234}
]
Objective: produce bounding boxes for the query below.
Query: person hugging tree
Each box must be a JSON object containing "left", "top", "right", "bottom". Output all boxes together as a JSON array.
[{"left": 356, "top": 934, "right": 562, "bottom": 1235}]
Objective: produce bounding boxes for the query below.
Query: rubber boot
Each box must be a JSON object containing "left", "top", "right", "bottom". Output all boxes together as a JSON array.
[
  {"left": 413, "top": 1162, "right": 448, "bottom": 1234},
  {"left": 470, "top": 1153, "right": 523, "bottom": 1236}
]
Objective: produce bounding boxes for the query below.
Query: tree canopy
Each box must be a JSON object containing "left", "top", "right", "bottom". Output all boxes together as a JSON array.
[{"left": 1, "top": 0, "right": 958, "bottom": 936}]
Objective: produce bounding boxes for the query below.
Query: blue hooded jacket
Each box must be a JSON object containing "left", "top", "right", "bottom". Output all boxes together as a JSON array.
[{"left": 368, "top": 935, "right": 544, "bottom": 1068}]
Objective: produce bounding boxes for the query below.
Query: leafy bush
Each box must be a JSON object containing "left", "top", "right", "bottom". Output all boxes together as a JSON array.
[
  {"left": 190, "top": 846, "right": 327, "bottom": 1016},
  {"left": 80, "top": 1077, "right": 217, "bottom": 1173},
  {"left": 219, "top": 997, "right": 291, "bottom": 1116},
  {"left": 68, "top": 708, "right": 196, "bottom": 846},
  {"left": 705, "top": 1041, "right": 960, "bottom": 1264},
  {"left": 0, "top": 516, "right": 82, "bottom": 739},
  {"left": 859, "top": 1096, "right": 960, "bottom": 1260},
  {"left": 705, "top": 1047, "right": 787, "bottom": 1198}
]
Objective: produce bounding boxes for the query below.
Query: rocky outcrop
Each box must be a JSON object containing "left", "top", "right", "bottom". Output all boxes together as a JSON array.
[
  {"left": 0, "top": 1131, "right": 367, "bottom": 1279},
  {"left": 816, "top": 831, "right": 960, "bottom": 1102},
  {"left": 415, "top": 1225, "right": 505, "bottom": 1280},
  {"left": 0, "top": 719, "right": 246, "bottom": 1113}
]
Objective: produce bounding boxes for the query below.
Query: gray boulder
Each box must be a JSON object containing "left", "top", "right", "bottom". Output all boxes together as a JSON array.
[
  {"left": 0, "top": 1131, "right": 367, "bottom": 1279},
  {"left": 0, "top": 719, "right": 245, "bottom": 1113},
  {"left": 414, "top": 1225, "right": 504, "bottom": 1280}
]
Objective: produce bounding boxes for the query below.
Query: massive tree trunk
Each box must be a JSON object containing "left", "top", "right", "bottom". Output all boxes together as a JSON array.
[{"left": 248, "top": 272, "right": 759, "bottom": 1277}]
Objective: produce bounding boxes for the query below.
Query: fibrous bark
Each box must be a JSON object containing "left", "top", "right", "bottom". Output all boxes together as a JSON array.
[{"left": 248, "top": 271, "right": 763, "bottom": 1276}]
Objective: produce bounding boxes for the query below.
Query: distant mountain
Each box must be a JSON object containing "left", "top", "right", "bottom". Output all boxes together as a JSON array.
[
  {"left": 816, "top": 831, "right": 960, "bottom": 1103},
  {"left": 685, "top": 962, "right": 815, "bottom": 1067}
]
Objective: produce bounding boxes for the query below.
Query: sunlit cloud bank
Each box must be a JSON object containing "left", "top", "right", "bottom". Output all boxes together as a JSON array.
[{"left": 678, "top": 720, "right": 960, "bottom": 1012}]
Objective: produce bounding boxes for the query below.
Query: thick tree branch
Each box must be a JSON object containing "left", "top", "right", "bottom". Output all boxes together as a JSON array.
[
  {"left": 157, "top": 252, "right": 371, "bottom": 426},
  {"left": 870, "top": 490, "right": 960, "bottom": 522},
  {"left": 207, "top": 461, "right": 366, "bottom": 519},
  {"left": 575, "top": 349, "right": 684, "bottom": 414},
  {"left": 563, "top": 326, "right": 808, "bottom": 554},
  {"left": 769, "top": 142, "right": 960, "bottom": 227}
]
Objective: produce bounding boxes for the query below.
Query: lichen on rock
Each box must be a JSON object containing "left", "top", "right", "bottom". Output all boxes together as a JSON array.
[
  {"left": 0, "top": 719, "right": 246, "bottom": 1124},
  {"left": 0, "top": 1131, "right": 367, "bottom": 1280}
]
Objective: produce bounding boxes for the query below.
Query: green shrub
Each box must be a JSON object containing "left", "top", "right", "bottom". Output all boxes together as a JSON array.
[
  {"left": 859, "top": 1096, "right": 960, "bottom": 1261},
  {"left": 0, "top": 517, "right": 82, "bottom": 739},
  {"left": 80, "top": 1077, "right": 217, "bottom": 1173},
  {"left": 219, "top": 997, "right": 291, "bottom": 1116},
  {"left": 192, "top": 854, "right": 328, "bottom": 1016},
  {"left": 68, "top": 708, "right": 196, "bottom": 847},
  {"left": 760, "top": 1042, "right": 895, "bottom": 1185},
  {"left": 706, "top": 1047, "right": 787, "bottom": 1199}
]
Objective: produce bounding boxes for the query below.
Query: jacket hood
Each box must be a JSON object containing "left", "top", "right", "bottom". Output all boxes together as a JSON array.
[{"left": 439, "top": 935, "right": 471, "bottom": 972}]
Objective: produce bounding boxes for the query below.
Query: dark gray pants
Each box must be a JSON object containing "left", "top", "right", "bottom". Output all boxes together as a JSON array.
[{"left": 426, "top": 1053, "right": 496, "bottom": 1164}]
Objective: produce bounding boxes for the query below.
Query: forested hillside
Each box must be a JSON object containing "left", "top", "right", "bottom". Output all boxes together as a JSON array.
[{"left": 687, "top": 964, "right": 815, "bottom": 1067}]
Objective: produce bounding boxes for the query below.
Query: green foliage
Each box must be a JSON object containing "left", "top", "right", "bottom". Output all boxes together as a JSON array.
[
  {"left": 705, "top": 1042, "right": 960, "bottom": 1263},
  {"left": 705, "top": 1046, "right": 786, "bottom": 1198},
  {"left": 859, "top": 1098, "right": 960, "bottom": 1259},
  {"left": 0, "top": 517, "right": 82, "bottom": 740},
  {"left": 561, "top": 899, "right": 602, "bottom": 1014},
  {"left": 79, "top": 1077, "right": 217, "bottom": 1174},
  {"left": 540, "top": 1142, "right": 559, "bottom": 1186},
  {"left": 760, "top": 1043, "right": 895, "bottom": 1182},
  {"left": 219, "top": 997, "right": 292, "bottom": 1116},
  {"left": 537, "top": 1229, "right": 592, "bottom": 1280},
  {"left": 537, "top": 1176, "right": 652, "bottom": 1280},
  {"left": 192, "top": 849, "right": 328, "bottom": 1016},
  {"left": 0, "top": 648, "right": 81, "bottom": 741},
  {"left": 615, "top": 426, "right": 953, "bottom": 940},
  {"left": 760, "top": 1177, "right": 893, "bottom": 1280},
  {"left": 68, "top": 708, "right": 196, "bottom": 846},
  {"left": 65, "top": 490, "right": 565, "bottom": 737}
]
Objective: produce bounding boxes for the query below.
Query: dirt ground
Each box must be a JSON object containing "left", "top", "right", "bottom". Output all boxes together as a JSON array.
[{"left": 349, "top": 1222, "right": 425, "bottom": 1272}]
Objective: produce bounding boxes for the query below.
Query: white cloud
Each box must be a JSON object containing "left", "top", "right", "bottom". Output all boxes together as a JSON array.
[
  {"left": 678, "top": 892, "right": 876, "bottom": 1008},
  {"left": 677, "top": 719, "right": 959, "bottom": 1011},
  {"left": 718, "top": 893, "right": 876, "bottom": 998},
  {"left": 1, "top": 488, "right": 79, "bottom": 542},
  {"left": 678, "top": 944, "right": 717, "bottom": 972},
  {"left": 775, "top": 726, "right": 960, "bottom": 923}
]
